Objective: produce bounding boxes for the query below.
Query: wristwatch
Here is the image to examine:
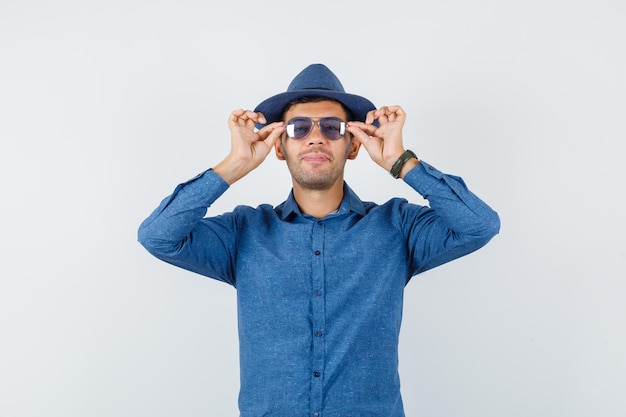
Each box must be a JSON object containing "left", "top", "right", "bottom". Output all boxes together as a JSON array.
[{"left": 389, "top": 149, "right": 418, "bottom": 178}]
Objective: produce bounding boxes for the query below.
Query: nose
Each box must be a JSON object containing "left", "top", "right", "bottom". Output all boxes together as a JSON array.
[{"left": 307, "top": 122, "right": 327, "bottom": 144}]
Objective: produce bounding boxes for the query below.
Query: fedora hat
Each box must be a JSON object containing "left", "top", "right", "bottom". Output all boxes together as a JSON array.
[{"left": 254, "top": 64, "right": 376, "bottom": 125}]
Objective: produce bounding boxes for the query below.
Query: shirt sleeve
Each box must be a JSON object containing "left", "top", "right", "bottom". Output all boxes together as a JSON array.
[
  {"left": 137, "top": 169, "right": 237, "bottom": 285},
  {"left": 401, "top": 160, "right": 501, "bottom": 275}
]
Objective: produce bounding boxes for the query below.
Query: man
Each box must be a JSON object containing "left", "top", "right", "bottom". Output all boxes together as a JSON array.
[{"left": 138, "top": 63, "right": 500, "bottom": 417}]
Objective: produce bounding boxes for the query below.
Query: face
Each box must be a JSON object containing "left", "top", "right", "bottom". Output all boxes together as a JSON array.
[{"left": 275, "top": 101, "right": 360, "bottom": 191}]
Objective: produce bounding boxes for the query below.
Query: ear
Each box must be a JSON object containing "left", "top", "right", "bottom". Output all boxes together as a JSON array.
[
  {"left": 274, "top": 135, "right": 286, "bottom": 160},
  {"left": 347, "top": 135, "right": 361, "bottom": 160}
]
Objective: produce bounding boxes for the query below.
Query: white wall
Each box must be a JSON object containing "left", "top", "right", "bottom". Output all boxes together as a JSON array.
[{"left": 1, "top": 1, "right": 624, "bottom": 416}]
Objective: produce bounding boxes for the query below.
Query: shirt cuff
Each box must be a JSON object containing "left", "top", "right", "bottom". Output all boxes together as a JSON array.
[{"left": 402, "top": 160, "right": 443, "bottom": 194}]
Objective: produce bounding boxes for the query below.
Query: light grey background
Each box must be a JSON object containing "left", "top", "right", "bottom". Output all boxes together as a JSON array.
[{"left": 1, "top": 1, "right": 624, "bottom": 416}]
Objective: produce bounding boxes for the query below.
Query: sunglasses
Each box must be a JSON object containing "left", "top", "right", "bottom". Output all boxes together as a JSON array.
[{"left": 285, "top": 117, "right": 346, "bottom": 140}]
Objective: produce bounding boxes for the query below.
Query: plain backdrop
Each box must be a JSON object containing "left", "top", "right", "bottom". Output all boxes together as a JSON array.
[{"left": 1, "top": 1, "right": 625, "bottom": 416}]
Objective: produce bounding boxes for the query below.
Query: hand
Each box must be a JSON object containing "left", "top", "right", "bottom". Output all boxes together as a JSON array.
[
  {"left": 214, "top": 109, "right": 285, "bottom": 184},
  {"left": 347, "top": 105, "right": 408, "bottom": 172}
]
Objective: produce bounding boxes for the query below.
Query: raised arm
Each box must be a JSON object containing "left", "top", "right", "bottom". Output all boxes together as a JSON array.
[
  {"left": 348, "top": 105, "right": 499, "bottom": 274},
  {"left": 137, "top": 110, "right": 285, "bottom": 283}
]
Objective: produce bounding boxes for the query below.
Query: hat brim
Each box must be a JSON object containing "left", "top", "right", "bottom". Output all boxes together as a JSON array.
[{"left": 254, "top": 89, "right": 376, "bottom": 125}]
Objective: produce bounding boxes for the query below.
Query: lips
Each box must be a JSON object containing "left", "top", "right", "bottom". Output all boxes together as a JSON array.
[{"left": 301, "top": 152, "right": 331, "bottom": 163}]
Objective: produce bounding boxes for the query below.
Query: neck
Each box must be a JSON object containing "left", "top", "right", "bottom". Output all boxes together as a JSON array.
[{"left": 292, "top": 179, "right": 344, "bottom": 219}]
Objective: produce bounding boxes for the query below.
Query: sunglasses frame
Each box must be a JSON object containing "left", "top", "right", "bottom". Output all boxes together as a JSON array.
[{"left": 285, "top": 117, "right": 346, "bottom": 140}]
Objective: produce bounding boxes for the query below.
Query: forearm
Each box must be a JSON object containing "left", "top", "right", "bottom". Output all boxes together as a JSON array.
[
  {"left": 212, "top": 154, "right": 256, "bottom": 186},
  {"left": 403, "top": 161, "right": 500, "bottom": 239},
  {"left": 137, "top": 169, "right": 229, "bottom": 256}
]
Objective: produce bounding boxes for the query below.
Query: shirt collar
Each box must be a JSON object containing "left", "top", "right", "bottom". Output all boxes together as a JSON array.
[{"left": 277, "top": 182, "right": 366, "bottom": 220}]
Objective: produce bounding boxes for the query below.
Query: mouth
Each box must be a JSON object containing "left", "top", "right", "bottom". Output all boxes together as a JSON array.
[{"left": 301, "top": 152, "right": 331, "bottom": 163}]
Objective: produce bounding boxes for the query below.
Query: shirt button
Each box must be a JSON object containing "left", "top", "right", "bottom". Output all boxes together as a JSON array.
[
  {"left": 315, "top": 331, "right": 323, "bottom": 337},
  {"left": 314, "top": 250, "right": 321, "bottom": 256},
  {"left": 313, "top": 371, "right": 321, "bottom": 377},
  {"left": 315, "top": 290, "right": 322, "bottom": 297},
  {"left": 317, "top": 220, "right": 322, "bottom": 225},
  {"left": 313, "top": 413, "right": 319, "bottom": 417}
]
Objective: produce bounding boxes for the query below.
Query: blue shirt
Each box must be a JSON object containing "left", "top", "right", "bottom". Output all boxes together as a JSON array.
[{"left": 138, "top": 161, "right": 500, "bottom": 417}]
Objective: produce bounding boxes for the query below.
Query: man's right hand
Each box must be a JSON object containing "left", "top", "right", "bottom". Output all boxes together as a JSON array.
[{"left": 213, "top": 109, "right": 285, "bottom": 185}]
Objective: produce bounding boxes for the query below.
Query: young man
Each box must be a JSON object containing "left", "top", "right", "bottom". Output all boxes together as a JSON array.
[{"left": 138, "top": 64, "right": 500, "bottom": 417}]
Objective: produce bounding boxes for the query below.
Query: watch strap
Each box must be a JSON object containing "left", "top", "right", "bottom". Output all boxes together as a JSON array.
[{"left": 389, "top": 149, "right": 417, "bottom": 178}]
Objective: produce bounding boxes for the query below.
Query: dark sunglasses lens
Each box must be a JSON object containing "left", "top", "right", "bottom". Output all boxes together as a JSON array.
[
  {"left": 320, "top": 118, "right": 344, "bottom": 140},
  {"left": 288, "top": 118, "right": 312, "bottom": 139}
]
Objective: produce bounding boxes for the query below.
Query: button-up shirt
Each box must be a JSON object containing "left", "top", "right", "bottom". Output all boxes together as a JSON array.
[{"left": 138, "top": 161, "right": 500, "bottom": 417}]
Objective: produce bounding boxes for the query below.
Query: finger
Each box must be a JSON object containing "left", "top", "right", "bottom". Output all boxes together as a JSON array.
[
  {"left": 388, "top": 105, "right": 405, "bottom": 120},
  {"left": 347, "top": 121, "right": 378, "bottom": 136},
  {"left": 375, "top": 106, "right": 391, "bottom": 124},
  {"left": 379, "top": 105, "right": 404, "bottom": 116},
  {"left": 242, "top": 110, "right": 261, "bottom": 123},
  {"left": 229, "top": 109, "right": 245, "bottom": 125},
  {"left": 245, "top": 111, "right": 269, "bottom": 129},
  {"left": 377, "top": 105, "right": 406, "bottom": 125},
  {"left": 229, "top": 109, "right": 254, "bottom": 128},
  {"left": 376, "top": 106, "right": 389, "bottom": 117},
  {"left": 231, "top": 109, "right": 259, "bottom": 120},
  {"left": 347, "top": 123, "right": 377, "bottom": 146},
  {"left": 390, "top": 106, "right": 407, "bottom": 128},
  {"left": 244, "top": 111, "right": 259, "bottom": 130},
  {"left": 232, "top": 110, "right": 262, "bottom": 130},
  {"left": 365, "top": 109, "right": 377, "bottom": 125},
  {"left": 257, "top": 121, "right": 284, "bottom": 138},
  {"left": 263, "top": 123, "right": 285, "bottom": 148}
]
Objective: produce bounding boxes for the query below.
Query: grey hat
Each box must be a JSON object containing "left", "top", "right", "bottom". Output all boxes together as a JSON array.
[{"left": 254, "top": 64, "right": 376, "bottom": 124}]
